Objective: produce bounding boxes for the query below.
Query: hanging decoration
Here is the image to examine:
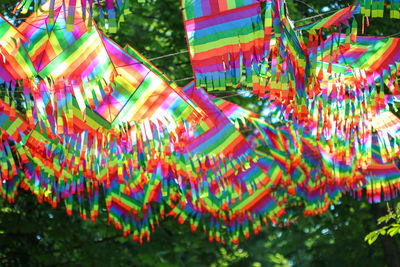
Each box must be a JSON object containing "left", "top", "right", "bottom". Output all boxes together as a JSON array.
[
  {"left": 358, "top": 0, "right": 400, "bottom": 19},
  {"left": 0, "top": 0, "right": 287, "bottom": 244},
  {"left": 14, "top": 0, "right": 138, "bottom": 33},
  {"left": 1, "top": 0, "right": 400, "bottom": 244}
]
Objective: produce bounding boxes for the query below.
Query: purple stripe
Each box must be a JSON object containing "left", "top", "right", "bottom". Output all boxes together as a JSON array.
[
  {"left": 201, "top": 0, "right": 211, "bottom": 17},
  {"left": 0, "top": 64, "right": 14, "bottom": 82},
  {"left": 194, "top": 62, "right": 241, "bottom": 73},
  {"left": 231, "top": 142, "right": 253, "bottom": 159},
  {"left": 186, "top": 4, "right": 260, "bottom": 31},
  {"left": 102, "top": 35, "right": 149, "bottom": 76}
]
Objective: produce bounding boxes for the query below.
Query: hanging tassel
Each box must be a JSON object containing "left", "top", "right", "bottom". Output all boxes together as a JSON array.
[
  {"left": 378, "top": 0, "right": 385, "bottom": 17},
  {"left": 88, "top": 0, "right": 94, "bottom": 31},
  {"left": 392, "top": 0, "right": 400, "bottom": 18},
  {"left": 14, "top": 0, "right": 33, "bottom": 14},
  {"left": 3, "top": 82, "right": 10, "bottom": 115},
  {"left": 66, "top": 0, "right": 77, "bottom": 31},
  {"left": 9, "top": 81, "right": 16, "bottom": 121},
  {"left": 55, "top": 79, "right": 64, "bottom": 136},
  {"left": 105, "top": 0, "right": 117, "bottom": 33},
  {"left": 23, "top": 80, "right": 35, "bottom": 129},
  {"left": 350, "top": 19, "right": 357, "bottom": 44},
  {"left": 345, "top": 25, "right": 351, "bottom": 50},
  {"left": 65, "top": 79, "right": 74, "bottom": 134},
  {"left": 80, "top": 0, "right": 87, "bottom": 21}
]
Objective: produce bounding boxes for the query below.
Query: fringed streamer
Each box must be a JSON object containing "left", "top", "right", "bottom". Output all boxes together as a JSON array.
[
  {"left": 182, "top": 0, "right": 264, "bottom": 91},
  {"left": 247, "top": 116, "right": 400, "bottom": 218},
  {"left": 359, "top": 0, "right": 400, "bottom": 18},
  {"left": 209, "top": 95, "right": 258, "bottom": 129},
  {"left": 0, "top": 4, "right": 285, "bottom": 243},
  {"left": 0, "top": 14, "right": 28, "bottom": 57},
  {"left": 14, "top": 0, "right": 135, "bottom": 32},
  {"left": 0, "top": 90, "right": 287, "bottom": 245},
  {"left": 261, "top": 0, "right": 309, "bottom": 118},
  {"left": 2, "top": 0, "right": 400, "bottom": 245}
]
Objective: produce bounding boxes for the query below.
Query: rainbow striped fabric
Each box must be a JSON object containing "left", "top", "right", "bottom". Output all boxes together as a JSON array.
[
  {"left": 0, "top": 0, "right": 290, "bottom": 244},
  {"left": 14, "top": 0, "right": 132, "bottom": 33},
  {"left": 0, "top": 14, "right": 36, "bottom": 82},
  {"left": 182, "top": 0, "right": 264, "bottom": 91},
  {"left": 0, "top": 14, "right": 28, "bottom": 56},
  {"left": 304, "top": 34, "right": 400, "bottom": 163},
  {"left": 18, "top": 0, "right": 90, "bottom": 72},
  {"left": 4, "top": 0, "right": 400, "bottom": 245}
]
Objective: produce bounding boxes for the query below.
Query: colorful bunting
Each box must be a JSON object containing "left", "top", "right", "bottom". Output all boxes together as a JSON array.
[{"left": 2, "top": 0, "right": 400, "bottom": 244}]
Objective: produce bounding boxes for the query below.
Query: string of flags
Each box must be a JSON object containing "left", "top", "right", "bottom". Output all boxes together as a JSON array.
[{"left": 0, "top": 0, "right": 400, "bottom": 244}]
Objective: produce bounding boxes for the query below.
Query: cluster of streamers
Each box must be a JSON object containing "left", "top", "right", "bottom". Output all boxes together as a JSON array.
[
  {"left": 299, "top": 33, "right": 400, "bottom": 175},
  {"left": 2, "top": 0, "right": 400, "bottom": 245},
  {"left": 221, "top": 104, "right": 400, "bottom": 216},
  {"left": 14, "top": 0, "right": 144, "bottom": 33},
  {"left": 299, "top": 3, "right": 360, "bottom": 32},
  {"left": 262, "top": 1, "right": 364, "bottom": 126},
  {"left": 358, "top": 0, "right": 400, "bottom": 19},
  {"left": 0, "top": 0, "right": 290, "bottom": 245},
  {"left": 261, "top": 0, "right": 310, "bottom": 121},
  {"left": 180, "top": 0, "right": 362, "bottom": 96}
]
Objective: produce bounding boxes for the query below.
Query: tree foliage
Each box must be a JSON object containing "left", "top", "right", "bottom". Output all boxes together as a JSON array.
[{"left": 366, "top": 203, "right": 400, "bottom": 245}]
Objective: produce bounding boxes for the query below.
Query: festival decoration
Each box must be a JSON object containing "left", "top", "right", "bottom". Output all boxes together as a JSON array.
[
  {"left": 2, "top": 0, "right": 400, "bottom": 245},
  {"left": 0, "top": 0, "right": 288, "bottom": 244}
]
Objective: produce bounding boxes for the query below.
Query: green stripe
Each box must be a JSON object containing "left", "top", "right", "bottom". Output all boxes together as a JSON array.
[
  {"left": 190, "top": 30, "right": 263, "bottom": 54},
  {"left": 39, "top": 31, "right": 98, "bottom": 78},
  {"left": 190, "top": 24, "right": 261, "bottom": 46},
  {"left": 352, "top": 38, "right": 392, "bottom": 69}
]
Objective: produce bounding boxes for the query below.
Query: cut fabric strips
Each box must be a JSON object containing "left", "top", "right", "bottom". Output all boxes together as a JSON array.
[
  {"left": 2, "top": 0, "right": 400, "bottom": 245},
  {"left": 0, "top": 0, "right": 287, "bottom": 243},
  {"left": 359, "top": 0, "right": 400, "bottom": 18},
  {"left": 14, "top": 0, "right": 135, "bottom": 33}
]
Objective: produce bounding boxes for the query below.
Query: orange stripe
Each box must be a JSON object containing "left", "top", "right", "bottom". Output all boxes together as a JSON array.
[{"left": 218, "top": 0, "right": 228, "bottom": 12}]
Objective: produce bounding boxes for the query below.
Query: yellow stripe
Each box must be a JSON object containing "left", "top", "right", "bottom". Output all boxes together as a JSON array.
[{"left": 50, "top": 33, "right": 100, "bottom": 77}]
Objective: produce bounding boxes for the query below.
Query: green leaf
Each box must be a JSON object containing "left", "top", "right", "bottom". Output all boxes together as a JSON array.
[
  {"left": 365, "top": 231, "right": 379, "bottom": 244},
  {"left": 368, "top": 233, "right": 380, "bottom": 245},
  {"left": 387, "top": 227, "right": 399, "bottom": 237}
]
